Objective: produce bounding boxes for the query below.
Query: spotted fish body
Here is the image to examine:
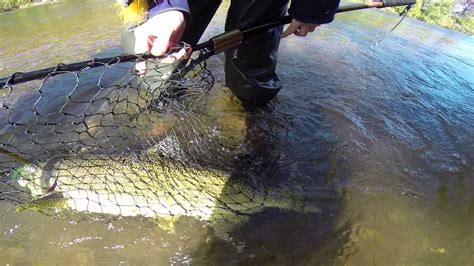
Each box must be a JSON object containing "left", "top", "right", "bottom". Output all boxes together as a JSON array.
[{"left": 13, "top": 150, "right": 322, "bottom": 221}]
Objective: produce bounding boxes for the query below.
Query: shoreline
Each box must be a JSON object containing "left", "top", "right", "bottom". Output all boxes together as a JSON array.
[
  {"left": 1, "top": 0, "right": 472, "bottom": 35},
  {"left": 0, "top": 0, "right": 55, "bottom": 13},
  {"left": 386, "top": 8, "right": 473, "bottom": 36}
]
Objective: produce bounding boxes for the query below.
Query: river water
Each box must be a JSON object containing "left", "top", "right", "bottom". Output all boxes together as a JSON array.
[{"left": 1, "top": 0, "right": 473, "bottom": 264}]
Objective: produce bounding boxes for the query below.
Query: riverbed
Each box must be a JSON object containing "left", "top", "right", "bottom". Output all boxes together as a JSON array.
[{"left": 1, "top": 0, "right": 473, "bottom": 264}]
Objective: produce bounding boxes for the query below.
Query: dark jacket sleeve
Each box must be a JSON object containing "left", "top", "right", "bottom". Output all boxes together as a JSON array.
[
  {"left": 148, "top": 0, "right": 190, "bottom": 18},
  {"left": 288, "top": 0, "right": 340, "bottom": 24}
]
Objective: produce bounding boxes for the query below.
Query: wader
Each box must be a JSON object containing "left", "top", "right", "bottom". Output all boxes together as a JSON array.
[{"left": 122, "top": 0, "right": 289, "bottom": 107}]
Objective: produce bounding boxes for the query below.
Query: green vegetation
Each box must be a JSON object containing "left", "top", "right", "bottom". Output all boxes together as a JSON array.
[
  {"left": 0, "top": 0, "right": 40, "bottom": 12},
  {"left": 453, "top": 14, "right": 474, "bottom": 34},
  {"left": 344, "top": 0, "right": 473, "bottom": 35},
  {"left": 388, "top": 0, "right": 473, "bottom": 35},
  {"left": 1, "top": 0, "right": 472, "bottom": 35}
]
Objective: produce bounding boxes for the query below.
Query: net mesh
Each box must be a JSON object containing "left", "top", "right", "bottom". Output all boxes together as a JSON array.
[{"left": 0, "top": 47, "right": 322, "bottom": 227}]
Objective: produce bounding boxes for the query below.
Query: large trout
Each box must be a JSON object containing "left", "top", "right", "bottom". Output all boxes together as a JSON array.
[{"left": 11, "top": 149, "right": 324, "bottom": 223}]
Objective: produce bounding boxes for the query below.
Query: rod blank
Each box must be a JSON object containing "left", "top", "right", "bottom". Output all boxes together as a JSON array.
[{"left": 382, "top": 0, "right": 417, "bottom": 7}]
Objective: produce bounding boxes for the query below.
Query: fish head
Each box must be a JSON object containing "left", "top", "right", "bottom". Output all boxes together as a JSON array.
[{"left": 10, "top": 165, "right": 48, "bottom": 198}]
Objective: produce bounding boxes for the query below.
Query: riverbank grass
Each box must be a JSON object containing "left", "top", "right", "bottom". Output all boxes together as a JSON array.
[
  {"left": 388, "top": 0, "right": 473, "bottom": 35},
  {"left": 0, "top": 0, "right": 51, "bottom": 12}
]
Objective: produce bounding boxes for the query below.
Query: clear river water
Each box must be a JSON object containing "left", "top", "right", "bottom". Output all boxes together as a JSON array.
[{"left": 0, "top": 0, "right": 473, "bottom": 265}]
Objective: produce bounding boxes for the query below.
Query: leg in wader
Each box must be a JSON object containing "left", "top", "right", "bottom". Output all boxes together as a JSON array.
[
  {"left": 122, "top": 0, "right": 288, "bottom": 108},
  {"left": 182, "top": 0, "right": 289, "bottom": 108}
]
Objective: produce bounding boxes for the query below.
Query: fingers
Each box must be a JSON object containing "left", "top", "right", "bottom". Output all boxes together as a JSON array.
[
  {"left": 294, "top": 24, "right": 318, "bottom": 36},
  {"left": 282, "top": 20, "right": 302, "bottom": 38},
  {"left": 161, "top": 47, "right": 190, "bottom": 64},
  {"left": 133, "top": 11, "right": 186, "bottom": 55},
  {"left": 135, "top": 61, "right": 147, "bottom": 76},
  {"left": 134, "top": 28, "right": 151, "bottom": 54},
  {"left": 134, "top": 28, "right": 172, "bottom": 57},
  {"left": 132, "top": 11, "right": 186, "bottom": 75},
  {"left": 150, "top": 38, "right": 172, "bottom": 57},
  {"left": 282, "top": 19, "right": 319, "bottom": 38},
  {"left": 295, "top": 26, "right": 310, "bottom": 37}
]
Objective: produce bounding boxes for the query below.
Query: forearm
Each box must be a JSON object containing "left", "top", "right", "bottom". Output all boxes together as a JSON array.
[
  {"left": 148, "top": 0, "right": 190, "bottom": 18},
  {"left": 288, "top": 0, "right": 340, "bottom": 24}
]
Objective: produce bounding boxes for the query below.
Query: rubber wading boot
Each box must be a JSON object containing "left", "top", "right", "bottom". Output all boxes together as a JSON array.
[
  {"left": 223, "top": 0, "right": 288, "bottom": 108},
  {"left": 182, "top": 0, "right": 288, "bottom": 108}
]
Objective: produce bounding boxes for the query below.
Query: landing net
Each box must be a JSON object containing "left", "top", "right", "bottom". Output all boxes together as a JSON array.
[{"left": 0, "top": 48, "right": 320, "bottom": 225}]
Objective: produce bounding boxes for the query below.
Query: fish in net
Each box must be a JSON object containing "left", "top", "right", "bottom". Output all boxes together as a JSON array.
[
  {"left": 0, "top": 1, "right": 413, "bottom": 231},
  {"left": 0, "top": 45, "right": 326, "bottom": 232}
]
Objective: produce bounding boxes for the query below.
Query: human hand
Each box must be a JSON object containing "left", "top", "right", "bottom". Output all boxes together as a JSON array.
[
  {"left": 282, "top": 19, "right": 319, "bottom": 38},
  {"left": 133, "top": 10, "right": 187, "bottom": 74}
]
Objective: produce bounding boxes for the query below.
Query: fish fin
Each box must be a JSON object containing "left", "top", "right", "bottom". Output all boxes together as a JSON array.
[
  {"left": 15, "top": 192, "right": 67, "bottom": 213},
  {"left": 155, "top": 216, "right": 179, "bottom": 234}
]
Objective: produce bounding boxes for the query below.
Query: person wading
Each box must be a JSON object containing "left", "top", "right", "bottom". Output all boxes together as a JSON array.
[{"left": 119, "top": 0, "right": 340, "bottom": 107}]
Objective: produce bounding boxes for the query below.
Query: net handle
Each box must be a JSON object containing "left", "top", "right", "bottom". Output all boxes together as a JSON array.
[{"left": 0, "top": 0, "right": 415, "bottom": 87}]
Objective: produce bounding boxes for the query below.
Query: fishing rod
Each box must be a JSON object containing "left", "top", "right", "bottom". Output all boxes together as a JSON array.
[{"left": 0, "top": 0, "right": 415, "bottom": 87}]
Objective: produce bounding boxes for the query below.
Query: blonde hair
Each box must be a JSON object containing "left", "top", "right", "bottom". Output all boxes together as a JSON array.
[{"left": 116, "top": 0, "right": 149, "bottom": 26}]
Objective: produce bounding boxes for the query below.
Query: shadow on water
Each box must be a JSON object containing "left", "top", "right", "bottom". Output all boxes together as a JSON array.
[
  {"left": 185, "top": 111, "right": 347, "bottom": 264},
  {"left": 186, "top": 8, "right": 474, "bottom": 264},
  {"left": 185, "top": 52, "right": 352, "bottom": 264}
]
